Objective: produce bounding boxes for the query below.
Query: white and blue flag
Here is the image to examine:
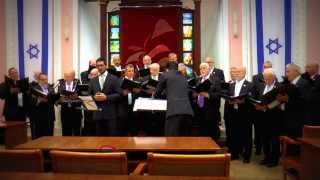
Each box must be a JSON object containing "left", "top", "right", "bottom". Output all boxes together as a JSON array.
[
  {"left": 252, "top": 0, "right": 292, "bottom": 78},
  {"left": 17, "top": 0, "right": 49, "bottom": 79}
]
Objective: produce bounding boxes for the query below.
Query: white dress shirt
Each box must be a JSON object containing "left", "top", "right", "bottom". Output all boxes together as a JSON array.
[
  {"left": 234, "top": 78, "right": 245, "bottom": 96},
  {"left": 151, "top": 75, "right": 159, "bottom": 81},
  {"left": 65, "top": 81, "right": 74, "bottom": 92},
  {"left": 263, "top": 81, "right": 275, "bottom": 95},
  {"left": 99, "top": 71, "right": 108, "bottom": 90},
  {"left": 291, "top": 75, "right": 301, "bottom": 85}
]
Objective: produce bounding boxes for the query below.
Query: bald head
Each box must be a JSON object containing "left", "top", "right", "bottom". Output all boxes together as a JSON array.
[
  {"left": 263, "top": 61, "right": 273, "bottom": 70},
  {"left": 112, "top": 55, "right": 121, "bottom": 66},
  {"left": 143, "top": 55, "right": 152, "bottom": 67},
  {"left": 149, "top": 63, "right": 160, "bottom": 76},
  {"left": 89, "top": 68, "right": 99, "bottom": 79},
  {"left": 199, "top": 63, "right": 210, "bottom": 77},
  {"left": 236, "top": 67, "right": 246, "bottom": 81},
  {"left": 168, "top": 53, "right": 178, "bottom": 63},
  {"left": 305, "top": 62, "right": 319, "bottom": 77},
  {"left": 205, "top": 57, "right": 214, "bottom": 69},
  {"left": 64, "top": 70, "right": 75, "bottom": 83},
  {"left": 286, "top": 63, "right": 301, "bottom": 82},
  {"left": 263, "top": 68, "right": 276, "bottom": 86}
]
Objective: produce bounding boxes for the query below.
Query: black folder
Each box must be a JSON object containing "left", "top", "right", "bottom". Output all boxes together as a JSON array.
[
  {"left": 191, "top": 79, "right": 212, "bottom": 93},
  {"left": 187, "top": 78, "right": 196, "bottom": 88},
  {"left": 138, "top": 68, "right": 150, "bottom": 77},
  {"left": 30, "top": 88, "right": 48, "bottom": 98},
  {"left": 142, "top": 79, "right": 159, "bottom": 89},
  {"left": 221, "top": 93, "right": 248, "bottom": 100},
  {"left": 107, "top": 68, "right": 123, "bottom": 77},
  {"left": 121, "top": 78, "right": 142, "bottom": 90},
  {"left": 4, "top": 76, "right": 29, "bottom": 92}
]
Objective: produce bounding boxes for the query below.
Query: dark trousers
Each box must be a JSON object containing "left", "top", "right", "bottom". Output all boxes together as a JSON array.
[
  {"left": 198, "top": 108, "right": 220, "bottom": 140},
  {"left": 96, "top": 118, "right": 117, "bottom": 136},
  {"left": 165, "top": 115, "right": 192, "bottom": 136},
  {"left": 61, "top": 107, "right": 82, "bottom": 136},
  {"left": 35, "top": 118, "right": 54, "bottom": 138},
  {"left": 230, "top": 108, "right": 252, "bottom": 160},
  {"left": 262, "top": 134, "right": 280, "bottom": 163},
  {"left": 82, "top": 111, "right": 96, "bottom": 136},
  {"left": 253, "top": 111, "right": 263, "bottom": 154}
]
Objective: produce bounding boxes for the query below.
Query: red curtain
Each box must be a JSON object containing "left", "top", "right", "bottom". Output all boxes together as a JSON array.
[{"left": 120, "top": 7, "right": 181, "bottom": 66}]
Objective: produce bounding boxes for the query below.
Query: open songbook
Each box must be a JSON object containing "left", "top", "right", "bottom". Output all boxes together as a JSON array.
[
  {"left": 31, "top": 88, "right": 48, "bottom": 98},
  {"left": 4, "top": 76, "right": 29, "bottom": 92},
  {"left": 220, "top": 93, "right": 248, "bottom": 100},
  {"left": 190, "top": 79, "right": 212, "bottom": 93},
  {"left": 142, "top": 79, "right": 159, "bottom": 89},
  {"left": 121, "top": 79, "right": 142, "bottom": 90},
  {"left": 78, "top": 96, "right": 99, "bottom": 111},
  {"left": 107, "top": 68, "right": 124, "bottom": 78},
  {"left": 138, "top": 68, "right": 150, "bottom": 77},
  {"left": 133, "top": 97, "right": 167, "bottom": 112}
]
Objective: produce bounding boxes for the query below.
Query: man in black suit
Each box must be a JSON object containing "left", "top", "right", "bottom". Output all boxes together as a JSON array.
[
  {"left": 58, "top": 70, "right": 82, "bottom": 136},
  {"left": 81, "top": 68, "right": 99, "bottom": 136},
  {"left": 30, "top": 73, "right": 58, "bottom": 138},
  {"left": 80, "top": 59, "right": 96, "bottom": 85},
  {"left": 251, "top": 60, "right": 273, "bottom": 155},
  {"left": 117, "top": 64, "right": 140, "bottom": 136},
  {"left": 205, "top": 57, "right": 225, "bottom": 82},
  {"left": 228, "top": 67, "right": 254, "bottom": 163},
  {"left": 303, "top": 62, "right": 320, "bottom": 125},
  {"left": 154, "top": 61, "right": 194, "bottom": 136},
  {"left": 142, "top": 63, "right": 165, "bottom": 136},
  {"left": 194, "top": 63, "right": 221, "bottom": 140},
  {"left": 277, "top": 63, "right": 312, "bottom": 139},
  {"left": 0, "top": 67, "right": 29, "bottom": 122},
  {"left": 89, "top": 58, "right": 122, "bottom": 136},
  {"left": 253, "top": 68, "right": 282, "bottom": 167},
  {"left": 223, "top": 67, "right": 237, "bottom": 150}
]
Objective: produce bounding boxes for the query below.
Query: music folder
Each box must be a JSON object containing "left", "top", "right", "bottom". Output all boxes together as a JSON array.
[
  {"left": 107, "top": 68, "right": 123, "bottom": 77},
  {"left": 138, "top": 68, "right": 150, "bottom": 77},
  {"left": 187, "top": 78, "right": 196, "bottom": 88},
  {"left": 31, "top": 88, "right": 48, "bottom": 98},
  {"left": 78, "top": 96, "right": 99, "bottom": 111},
  {"left": 121, "top": 79, "right": 142, "bottom": 90},
  {"left": 142, "top": 79, "right": 158, "bottom": 89},
  {"left": 190, "top": 79, "right": 212, "bottom": 93},
  {"left": 221, "top": 93, "right": 248, "bottom": 100}
]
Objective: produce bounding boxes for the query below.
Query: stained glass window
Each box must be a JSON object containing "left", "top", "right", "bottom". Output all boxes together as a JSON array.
[{"left": 108, "top": 12, "right": 120, "bottom": 64}]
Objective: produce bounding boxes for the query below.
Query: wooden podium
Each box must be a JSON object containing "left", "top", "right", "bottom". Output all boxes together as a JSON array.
[{"left": 0, "top": 121, "right": 28, "bottom": 148}]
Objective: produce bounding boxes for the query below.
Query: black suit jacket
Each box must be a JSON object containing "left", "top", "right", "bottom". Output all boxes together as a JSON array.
[
  {"left": 117, "top": 77, "right": 140, "bottom": 119},
  {"left": 29, "top": 84, "right": 57, "bottom": 122},
  {"left": 196, "top": 76, "right": 221, "bottom": 111},
  {"left": 57, "top": 79, "right": 82, "bottom": 107},
  {"left": 80, "top": 71, "right": 89, "bottom": 85},
  {"left": 0, "top": 81, "right": 29, "bottom": 120},
  {"left": 306, "top": 74, "right": 320, "bottom": 125},
  {"left": 284, "top": 77, "right": 311, "bottom": 137},
  {"left": 229, "top": 79, "right": 254, "bottom": 111},
  {"left": 89, "top": 72, "right": 121, "bottom": 120},
  {"left": 210, "top": 68, "right": 225, "bottom": 82},
  {"left": 155, "top": 69, "right": 194, "bottom": 118}
]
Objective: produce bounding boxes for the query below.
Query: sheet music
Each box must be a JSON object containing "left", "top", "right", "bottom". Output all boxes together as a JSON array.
[
  {"left": 133, "top": 97, "right": 167, "bottom": 111},
  {"left": 78, "top": 96, "right": 99, "bottom": 111}
]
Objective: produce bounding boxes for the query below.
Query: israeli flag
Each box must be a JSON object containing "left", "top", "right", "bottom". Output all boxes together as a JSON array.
[
  {"left": 17, "top": 0, "right": 49, "bottom": 79},
  {"left": 252, "top": 0, "right": 292, "bottom": 78}
]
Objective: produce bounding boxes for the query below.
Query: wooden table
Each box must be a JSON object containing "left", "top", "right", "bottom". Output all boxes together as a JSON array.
[
  {"left": 0, "top": 172, "right": 230, "bottom": 180},
  {"left": 14, "top": 136, "right": 220, "bottom": 153},
  {"left": 0, "top": 121, "right": 27, "bottom": 148},
  {"left": 299, "top": 138, "right": 320, "bottom": 180}
]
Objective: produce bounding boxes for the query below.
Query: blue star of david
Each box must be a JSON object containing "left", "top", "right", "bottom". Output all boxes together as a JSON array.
[
  {"left": 266, "top": 38, "right": 282, "bottom": 55},
  {"left": 26, "top": 44, "right": 40, "bottom": 59}
]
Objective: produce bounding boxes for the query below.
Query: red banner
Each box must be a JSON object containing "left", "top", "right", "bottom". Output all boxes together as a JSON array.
[{"left": 120, "top": 7, "right": 181, "bottom": 66}]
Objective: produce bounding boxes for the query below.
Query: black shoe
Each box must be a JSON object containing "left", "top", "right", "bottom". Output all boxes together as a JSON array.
[
  {"left": 243, "top": 159, "right": 250, "bottom": 163},
  {"left": 267, "top": 161, "right": 278, "bottom": 167},
  {"left": 260, "top": 158, "right": 269, "bottom": 165},
  {"left": 231, "top": 154, "right": 240, "bottom": 160}
]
